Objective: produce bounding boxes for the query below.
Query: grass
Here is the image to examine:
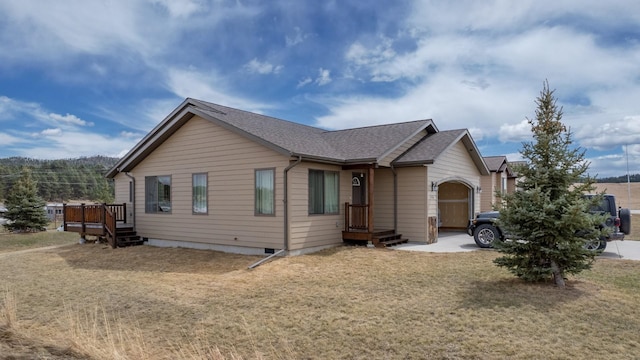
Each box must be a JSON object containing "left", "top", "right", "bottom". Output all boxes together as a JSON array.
[
  {"left": 1, "top": 243, "right": 640, "bottom": 359},
  {"left": 628, "top": 213, "right": 640, "bottom": 240},
  {"left": 0, "top": 226, "right": 79, "bottom": 253}
]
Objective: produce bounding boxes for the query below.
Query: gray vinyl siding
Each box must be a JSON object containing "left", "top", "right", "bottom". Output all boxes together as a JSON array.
[{"left": 124, "top": 115, "right": 288, "bottom": 249}]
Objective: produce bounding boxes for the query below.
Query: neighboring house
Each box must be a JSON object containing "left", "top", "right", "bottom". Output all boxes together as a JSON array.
[
  {"left": 104, "top": 98, "right": 489, "bottom": 255},
  {"left": 45, "top": 203, "right": 64, "bottom": 221},
  {"left": 479, "top": 156, "right": 518, "bottom": 212}
]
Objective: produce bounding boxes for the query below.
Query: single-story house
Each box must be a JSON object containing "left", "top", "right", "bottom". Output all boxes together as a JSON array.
[
  {"left": 479, "top": 156, "right": 518, "bottom": 211},
  {"left": 104, "top": 98, "right": 489, "bottom": 255},
  {"left": 45, "top": 203, "right": 64, "bottom": 221}
]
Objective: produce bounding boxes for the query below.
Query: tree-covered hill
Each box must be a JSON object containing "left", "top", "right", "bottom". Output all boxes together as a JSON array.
[{"left": 0, "top": 156, "right": 119, "bottom": 203}]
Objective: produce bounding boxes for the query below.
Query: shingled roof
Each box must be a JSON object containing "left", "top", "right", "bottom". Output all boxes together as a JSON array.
[
  {"left": 107, "top": 98, "right": 487, "bottom": 177},
  {"left": 483, "top": 155, "right": 517, "bottom": 177},
  {"left": 483, "top": 156, "right": 508, "bottom": 172},
  {"left": 193, "top": 99, "right": 435, "bottom": 163}
]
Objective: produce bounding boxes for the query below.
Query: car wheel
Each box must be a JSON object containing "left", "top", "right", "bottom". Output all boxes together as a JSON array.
[
  {"left": 584, "top": 237, "right": 606, "bottom": 252},
  {"left": 474, "top": 224, "right": 499, "bottom": 248}
]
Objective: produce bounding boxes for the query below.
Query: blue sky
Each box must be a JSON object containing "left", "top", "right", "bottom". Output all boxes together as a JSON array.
[{"left": 0, "top": 0, "right": 639, "bottom": 178}]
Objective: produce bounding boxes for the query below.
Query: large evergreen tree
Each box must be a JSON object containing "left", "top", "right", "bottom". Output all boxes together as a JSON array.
[
  {"left": 494, "top": 81, "right": 604, "bottom": 287},
  {"left": 3, "top": 167, "right": 49, "bottom": 232}
]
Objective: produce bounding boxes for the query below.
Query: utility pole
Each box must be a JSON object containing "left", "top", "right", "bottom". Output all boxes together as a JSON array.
[{"left": 626, "top": 144, "right": 631, "bottom": 207}]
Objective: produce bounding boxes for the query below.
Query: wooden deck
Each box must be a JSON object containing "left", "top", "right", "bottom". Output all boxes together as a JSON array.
[{"left": 63, "top": 203, "right": 142, "bottom": 248}]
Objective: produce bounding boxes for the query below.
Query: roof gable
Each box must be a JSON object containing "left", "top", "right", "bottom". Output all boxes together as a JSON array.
[
  {"left": 483, "top": 155, "right": 516, "bottom": 177},
  {"left": 393, "top": 129, "right": 489, "bottom": 175}
]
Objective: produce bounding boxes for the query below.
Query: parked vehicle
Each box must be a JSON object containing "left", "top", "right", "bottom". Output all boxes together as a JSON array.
[{"left": 467, "top": 194, "right": 631, "bottom": 251}]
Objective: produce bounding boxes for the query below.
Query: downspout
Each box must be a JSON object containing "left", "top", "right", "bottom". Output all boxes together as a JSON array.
[
  {"left": 249, "top": 155, "right": 302, "bottom": 270},
  {"left": 390, "top": 163, "right": 398, "bottom": 233},
  {"left": 123, "top": 171, "right": 135, "bottom": 230},
  {"left": 283, "top": 155, "right": 303, "bottom": 251}
]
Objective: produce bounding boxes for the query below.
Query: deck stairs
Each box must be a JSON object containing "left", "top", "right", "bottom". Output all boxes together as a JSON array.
[
  {"left": 372, "top": 230, "right": 409, "bottom": 247},
  {"left": 115, "top": 226, "right": 144, "bottom": 247}
]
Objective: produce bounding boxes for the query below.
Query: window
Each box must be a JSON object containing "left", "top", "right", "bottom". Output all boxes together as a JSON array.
[
  {"left": 145, "top": 175, "right": 171, "bottom": 213},
  {"left": 192, "top": 173, "right": 208, "bottom": 214},
  {"left": 255, "top": 168, "right": 275, "bottom": 215},
  {"left": 309, "top": 169, "right": 339, "bottom": 214}
]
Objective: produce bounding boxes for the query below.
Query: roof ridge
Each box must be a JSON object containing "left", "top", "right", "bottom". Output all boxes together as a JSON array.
[
  {"left": 192, "top": 98, "right": 324, "bottom": 132},
  {"left": 323, "top": 119, "right": 431, "bottom": 134}
]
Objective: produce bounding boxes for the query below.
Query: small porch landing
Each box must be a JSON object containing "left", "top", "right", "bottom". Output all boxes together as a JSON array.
[
  {"left": 342, "top": 202, "right": 407, "bottom": 247},
  {"left": 342, "top": 229, "right": 408, "bottom": 248}
]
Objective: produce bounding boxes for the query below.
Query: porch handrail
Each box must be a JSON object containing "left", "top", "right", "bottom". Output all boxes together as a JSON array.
[
  {"left": 104, "top": 206, "right": 117, "bottom": 248},
  {"left": 63, "top": 203, "right": 126, "bottom": 249},
  {"left": 106, "top": 203, "right": 127, "bottom": 223},
  {"left": 344, "top": 202, "right": 369, "bottom": 231}
]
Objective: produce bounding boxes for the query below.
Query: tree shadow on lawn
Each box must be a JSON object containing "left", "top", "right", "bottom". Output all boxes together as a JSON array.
[
  {"left": 458, "top": 278, "right": 590, "bottom": 311},
  {"left": 56, "top": 243, "right": 263, "bottom": 275}
]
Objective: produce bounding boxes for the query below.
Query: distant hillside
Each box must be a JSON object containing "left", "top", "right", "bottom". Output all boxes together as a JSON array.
[
  {"left": 0, "top": 156, "right": 120, "bottom": 202},
  {"left": 596, "top": 174, "right": 640, "bottom": 183}
]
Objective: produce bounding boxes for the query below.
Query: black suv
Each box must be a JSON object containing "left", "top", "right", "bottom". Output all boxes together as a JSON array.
[{"left": 467, "top": 194, "right": 631, "bottom": 251}]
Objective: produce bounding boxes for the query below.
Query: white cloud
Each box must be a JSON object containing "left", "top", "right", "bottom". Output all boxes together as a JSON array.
[
  {"left": 315, "top": 68, "right": 332, "bottom": 86},
  {"left": 499, "top": 120, "right": 532, "bottom": 143},
  {"left": 120, "top": 131, "right": 143, "bottom": 139},
  {"left": 575, "top": 116, "right": 640, "bottom": 150},
  {"left": 0, "top": 132, "right": 21, "bottom": 145},
  {"left": 297, "top": 77, "right": 312, "bottom": 88},
  {"left": 19, "top": 131, "right": 138, "bottom": 160},
  {"left": 166, "top": 67, "right": 271, "bottom": 112},
  {"left": 36, "top": 128, "right": 63, "bottom": 137},
  {"left": 244, "top": 58, "right": 283, "bottom": 75},
  {"left": 150, "top": 0, "right": 204, "bottom": 18},
  {"left": 0, "top": 96, "right": 92, "bottom": 129},
  {"left": 49, "top": 113, "right": 93, "bottom": 126},
  {"left": 285, "top": 26, "right": 309, "bottom": 47}
]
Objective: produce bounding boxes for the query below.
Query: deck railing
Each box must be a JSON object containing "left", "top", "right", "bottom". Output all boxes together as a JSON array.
[
  {"left": 344, "top": 202, "right": 369, "bottom": 231},
  {"left": 63, "top": 203, "right": 126, "bottom": 248}
]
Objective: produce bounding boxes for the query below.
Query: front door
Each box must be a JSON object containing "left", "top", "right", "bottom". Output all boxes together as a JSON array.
[{"left": 352, "top": 172, "right": 367, "bottom": 205}]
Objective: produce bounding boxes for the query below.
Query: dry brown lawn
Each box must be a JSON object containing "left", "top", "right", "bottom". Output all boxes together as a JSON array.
[
  {"left": 1, "top": 243, "right": 639, "bottom": 359},
  {"left": 590, "top": 182, "right": 640, "bottom": 210}
]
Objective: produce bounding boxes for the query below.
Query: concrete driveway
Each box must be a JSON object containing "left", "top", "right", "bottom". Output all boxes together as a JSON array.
[{"left": 395, "top": 231, "right": 640, "bottom": 261}]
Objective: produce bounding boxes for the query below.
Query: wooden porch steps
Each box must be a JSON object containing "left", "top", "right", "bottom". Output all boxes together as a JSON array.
[
  {"left": 115, "top": 227, "right": 144, "bottom": 247},
  {"left": 374, "top": 232, "right": 409, "bottom": 247},
  {"left": 343, "top": 229, "right": 408, "bottom": 248}
]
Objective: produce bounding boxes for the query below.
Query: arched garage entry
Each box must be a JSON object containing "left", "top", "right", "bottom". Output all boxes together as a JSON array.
[{"left": 437, "top": 180, "right": 474, "bottom": 231}]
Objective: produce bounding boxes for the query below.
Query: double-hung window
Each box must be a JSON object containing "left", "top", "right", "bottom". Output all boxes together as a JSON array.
[
  {"left": 255, "top": 168, "right": 275, "bottom": 215},
  {"left": 192, "top": 173, "right": 208, "bottom": 214},
  {"left": 308, "top": 169, "right": 339, "bottom": 214},
  {"left": 145, "top": 175, "right": 171, "bottom": 213}
]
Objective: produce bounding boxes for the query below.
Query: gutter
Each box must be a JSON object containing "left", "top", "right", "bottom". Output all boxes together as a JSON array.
[{"left": 123, "top": 171, "right": 136, "bottom": 229}]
